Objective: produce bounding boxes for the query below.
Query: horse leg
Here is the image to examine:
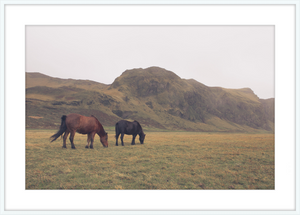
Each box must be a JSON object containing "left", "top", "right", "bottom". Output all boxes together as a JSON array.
[
  {"left": 85, "top": 133, "right": 92, "bottom": 148},
  {"left": 62, "top": 130, "right": 69, "bottom": 148},
  {"left": 69, "top": 131, "right": 76, "bottom": 149},
  {"left": 115, "top": 133, "right": 120, "bottom": 146},
  {"left": 131, "top": 134, "right": 137, "bottom": 145},
  {"left": 90, "top": 132, "right": 96, "bottom": 149},
  {"left": 120, "top": 133, "right": 125, "bottom": 146}
]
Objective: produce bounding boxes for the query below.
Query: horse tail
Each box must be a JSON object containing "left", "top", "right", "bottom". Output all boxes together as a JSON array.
[{"left": 50, "top": 115, "right": 67, "bottom": 142}]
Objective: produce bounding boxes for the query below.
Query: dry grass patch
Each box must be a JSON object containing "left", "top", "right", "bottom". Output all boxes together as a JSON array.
[{"left": 26, "top": 130, "right": 274, "bottom": 189}]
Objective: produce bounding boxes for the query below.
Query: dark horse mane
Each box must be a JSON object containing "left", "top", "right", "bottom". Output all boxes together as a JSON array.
[{"left": 133, "top": 120, "right": 143, "bottom": 133}]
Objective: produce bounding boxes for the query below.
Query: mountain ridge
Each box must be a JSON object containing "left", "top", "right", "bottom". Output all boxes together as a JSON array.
[{"left": 26, "top": 67, "right": 274, "bottom": 132}]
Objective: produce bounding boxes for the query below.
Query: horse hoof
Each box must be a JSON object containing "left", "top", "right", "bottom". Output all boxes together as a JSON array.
[
  {"left": 72, "top": 147, "right": 76, "bottom": 149},
  {"left": 85, "top": 146, "right": 89, "bottom": 148},
  {"left": 62, "top": 146, "right": 67, "bottom": 149},
  {"left": 90, "top": 147, "right": 94, "bottom": 149}
]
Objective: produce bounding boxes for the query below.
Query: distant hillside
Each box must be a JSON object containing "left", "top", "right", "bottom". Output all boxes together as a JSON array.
[
  {"left": 26, "top": 72, "right": 108, "bottom": 92},
  {"left": 26, "top": 67, "right": 274, "bottom": 132}
]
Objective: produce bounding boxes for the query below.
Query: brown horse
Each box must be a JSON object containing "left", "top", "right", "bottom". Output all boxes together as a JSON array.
[{"left": 50, "top": 113, "right": 108, "bottom": 149}]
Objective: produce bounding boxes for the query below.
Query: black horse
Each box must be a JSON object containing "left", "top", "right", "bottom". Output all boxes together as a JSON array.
[{"left": 115, "top": 120, "right": 146, "bottom": 146}]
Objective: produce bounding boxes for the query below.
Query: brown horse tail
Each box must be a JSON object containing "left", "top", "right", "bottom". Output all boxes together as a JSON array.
[{"left": 50, "top": 115, "right": 67, "bottom": 142}]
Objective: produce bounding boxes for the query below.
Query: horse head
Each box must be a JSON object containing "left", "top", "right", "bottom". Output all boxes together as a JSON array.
[
  {"left": 100, "top": 132, "right": 108, "bottom": 147},
  {"left": 139, "top": 133, "right": 146, "bottom": 144}
]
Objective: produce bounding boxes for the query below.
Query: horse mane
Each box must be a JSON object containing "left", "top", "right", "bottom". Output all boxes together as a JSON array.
[
  {"left": 133, "top": 120, "right": 140, "bottom": 125},
  {"left": 91, "top": 115, "right": 106, "bottom": 136},
  {"left": 134, "top": 120, "right": 143, "bottom": 133},
  {"left": 91, "top": 115, "right": 100, "bottom": 125}
]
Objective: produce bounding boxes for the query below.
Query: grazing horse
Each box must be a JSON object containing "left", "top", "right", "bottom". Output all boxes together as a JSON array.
[
  {"left": 50, "top": 113, "right": 108, "bottom": 149},
  {"left": 115, "top": 120, "right": 146, "bottom": 146}
]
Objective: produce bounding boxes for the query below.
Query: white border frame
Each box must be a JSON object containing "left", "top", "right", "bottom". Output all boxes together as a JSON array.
[{"left": 0, "top": 1, "right": 299, "bottom": 215}]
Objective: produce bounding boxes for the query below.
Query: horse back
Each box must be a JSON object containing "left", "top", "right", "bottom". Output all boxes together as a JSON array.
[
  {"left": 116, "top": 120, "right": 142, "bottom": 135},
  {"left": 66, "top": 113, "right": 100, "bottom": 134}
]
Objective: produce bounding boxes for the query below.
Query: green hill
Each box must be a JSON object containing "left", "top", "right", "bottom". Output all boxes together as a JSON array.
[{"left": 26, "top": 67, "right": 274, "bottom": 132}]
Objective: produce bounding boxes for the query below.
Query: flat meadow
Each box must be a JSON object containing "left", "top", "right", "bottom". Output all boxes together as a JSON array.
[{"left": 26, "top": 129, "right": 274, "bottom": 189}]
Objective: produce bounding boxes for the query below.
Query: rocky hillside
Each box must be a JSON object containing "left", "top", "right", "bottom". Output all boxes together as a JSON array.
[{"left": 26, "top": 67, "right": 274, "bottom": 132}]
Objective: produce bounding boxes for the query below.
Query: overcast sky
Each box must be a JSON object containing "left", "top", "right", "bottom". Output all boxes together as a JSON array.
[{"left": 26, "top": 25, "right": 274, "bottom": 99}]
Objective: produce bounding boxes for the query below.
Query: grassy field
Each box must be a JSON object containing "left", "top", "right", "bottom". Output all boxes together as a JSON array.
[{"left": 26, "top": 129, "right": 274, "bottom": 189}]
